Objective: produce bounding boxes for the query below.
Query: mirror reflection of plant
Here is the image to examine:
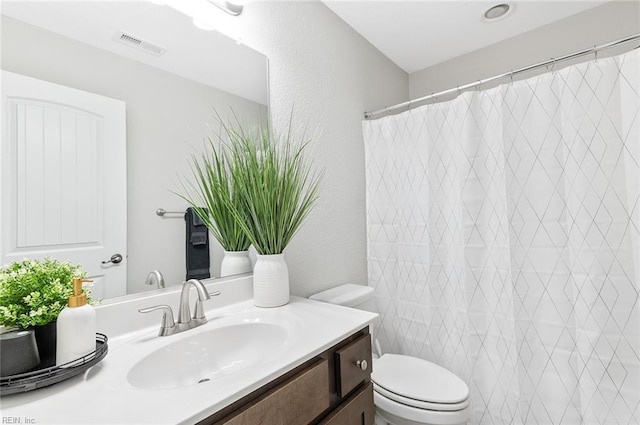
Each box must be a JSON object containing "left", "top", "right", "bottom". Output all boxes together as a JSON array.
[
  {"left": 177, "top": 136, "right": 251, "bottom": 252},
  {"left": 0, "top": 258, "right": 87, "bottom": 329},
  {"left": 224, "top": 122, "right": 322, "bottom": 255}
]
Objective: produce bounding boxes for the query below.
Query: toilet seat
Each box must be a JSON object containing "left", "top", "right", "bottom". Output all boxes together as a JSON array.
[
  {"left": 374, "top": 383, "right": 471, "bottom": 411},
  {"left": 374, "top": 390, "right": 471, "bottom": 425},
  {"left": 372, "top": 354, "right": 470, "bottom": 411}
]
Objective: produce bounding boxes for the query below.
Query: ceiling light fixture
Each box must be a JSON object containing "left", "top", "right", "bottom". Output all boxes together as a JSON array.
[
  {"left": 205, "top": 0, "right": 243, "bottom": 16},
  {"left": 483, "top": 3, "right": 511, "bottom": 21},
  {"left": 156, "top": 0, "right": 243, "bottom": 37}
]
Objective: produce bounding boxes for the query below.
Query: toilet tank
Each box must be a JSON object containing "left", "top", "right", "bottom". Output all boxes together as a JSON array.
[{"left": 309, "top": 284, "right": 376, "bottom": 312}]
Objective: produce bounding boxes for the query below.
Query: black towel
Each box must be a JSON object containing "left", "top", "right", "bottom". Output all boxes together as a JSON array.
[{"left": 185, "top": 207, "right": 210, "bottom": 280}]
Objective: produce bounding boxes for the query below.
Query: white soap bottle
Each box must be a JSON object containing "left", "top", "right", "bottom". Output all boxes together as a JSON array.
[{"left": 56, "top": 278, "right": 96, "bottom": 366}]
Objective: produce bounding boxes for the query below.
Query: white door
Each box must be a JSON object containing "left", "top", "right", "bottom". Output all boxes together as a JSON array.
[{"left": 1, "top": 71, "right": 127, "bottom": 299}]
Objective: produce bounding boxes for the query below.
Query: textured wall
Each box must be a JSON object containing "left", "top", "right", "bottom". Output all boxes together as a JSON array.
[{"left": 232, "top": 2, "right": 410, "bottom": 297}]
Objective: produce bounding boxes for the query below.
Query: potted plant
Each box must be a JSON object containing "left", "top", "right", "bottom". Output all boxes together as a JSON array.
[
  {"left": 177, "top": 136, "right": 252, "bottom": 277},
  {"left": 224, "top": 122, "right": 321, "bottom": 307},
  {"left": 0, "top": 257, "right": 87, "bottom": 361}
]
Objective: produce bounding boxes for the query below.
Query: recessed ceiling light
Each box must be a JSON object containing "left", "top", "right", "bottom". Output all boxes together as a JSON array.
[{"left": 483, "top": 3, "right": 511, "bottom": 21}]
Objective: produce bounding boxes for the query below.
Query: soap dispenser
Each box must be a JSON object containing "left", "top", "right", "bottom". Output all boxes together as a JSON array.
[{"left": 56, "top": 278, "right": 96, "bottom": 366}]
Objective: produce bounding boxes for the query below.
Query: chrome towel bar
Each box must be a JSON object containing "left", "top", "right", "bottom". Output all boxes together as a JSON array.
[{"left": 156, "top": 208, "right": 184, "bottom": 217}]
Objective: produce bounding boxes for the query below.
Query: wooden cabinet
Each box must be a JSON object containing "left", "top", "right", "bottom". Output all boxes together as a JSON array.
[
  {"left": 199, "top": 327, "right": 374, "bottom": 425},
  {"left": 219, "top": 359, "right": 330, "bottom": 425},
  {"left": 320, "top": 383, "right": 375, "bottom": 425},
  {"left": 335, "top": 333, "right": 373, "bottom": 397}
]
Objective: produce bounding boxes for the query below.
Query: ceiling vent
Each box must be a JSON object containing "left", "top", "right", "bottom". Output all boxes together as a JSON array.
[{"left": 114, "top": 30, "right": 167, "bottom": 56}]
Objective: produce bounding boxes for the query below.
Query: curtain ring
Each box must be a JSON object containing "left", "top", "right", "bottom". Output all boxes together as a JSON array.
[
  {"left": 594, "top": 46, "right": 598, "bottom": 61},
  {"left": 551, "top": 58, "right": 556, "bottom": 72},
  {"left": 509, "top": 71, "right": 514, "bottom": 85},
  {"left": 476, "top": 80, "right": 482, "bottom": 90}
]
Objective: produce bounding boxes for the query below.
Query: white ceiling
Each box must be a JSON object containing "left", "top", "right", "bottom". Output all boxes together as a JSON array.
[
  {"left": 1, "top": 1, "right": 608, "bottom": 97},
  {"left": 0, "top": 1, "right": 268, "bottom": 105},
  {"left": 323, "top": 0, "right": 607, "bottom": 73}
]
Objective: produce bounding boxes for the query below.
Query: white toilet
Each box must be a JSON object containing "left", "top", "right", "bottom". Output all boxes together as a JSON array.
[{"left": 310, "top": 284, "right": 471, "bottom": 425}]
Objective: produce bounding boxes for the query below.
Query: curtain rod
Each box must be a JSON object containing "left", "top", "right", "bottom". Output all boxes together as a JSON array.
[{"left": 364, "top": 32, "right": 640, "bottom": 120}]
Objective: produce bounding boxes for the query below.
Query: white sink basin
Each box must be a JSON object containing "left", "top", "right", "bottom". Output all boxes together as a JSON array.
[{"left": 127, "top": 322, "right": 287, "bottom": 390}]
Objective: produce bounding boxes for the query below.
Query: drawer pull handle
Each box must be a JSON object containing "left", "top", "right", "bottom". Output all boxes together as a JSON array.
[{"left": 356, "top": 359, "right": 368, "bottom": 371}]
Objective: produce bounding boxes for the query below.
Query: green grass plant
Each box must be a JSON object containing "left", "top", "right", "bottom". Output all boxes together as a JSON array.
[
  {"left": 224, "top": 122, "right": 321, "bottom": 255},
  {"left": 176, "top": 136, "right": 251, "bottom": 252}
]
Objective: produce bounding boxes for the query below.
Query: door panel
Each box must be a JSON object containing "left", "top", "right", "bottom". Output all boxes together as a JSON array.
[{"left": 1, "top": 71, "right": 127, "bottom": 299}]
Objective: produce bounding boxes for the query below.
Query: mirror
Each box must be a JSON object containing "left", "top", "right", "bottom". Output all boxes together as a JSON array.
[{"left": 0, "top": 1, "right": 268, "bottom": 298}]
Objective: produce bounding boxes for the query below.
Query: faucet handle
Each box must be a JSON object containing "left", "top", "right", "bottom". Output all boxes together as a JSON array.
[
  {"left": 192, "top": 292, "right": 214, "bottom": 321},
  {"left": 138, "top": 305, "right": 176, "bottom": 333},
  {"left": 193, "top": 290, "right": 221, "bottom": 321}
]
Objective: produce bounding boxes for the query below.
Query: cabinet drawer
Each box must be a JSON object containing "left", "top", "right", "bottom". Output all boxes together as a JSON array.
[
  {"left": 335, "top": 333, "right": 372, "bottom": 397},
  {"left": 218, "top": 359, "right": 329, "bottom": 425},
  {"left": 320, "top": 382, "right": 374, "bottom": 425}
]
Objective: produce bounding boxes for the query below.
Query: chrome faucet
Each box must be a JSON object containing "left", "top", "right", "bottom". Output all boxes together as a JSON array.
[
  {"left": 178, "top": 279, "right": 211, "bottom": 327},
  {"left": 138, "top": 279, "right": 221, "bottom": 337},
  {"left": 144, "top": 270, "right": 165, "bottom": 289}
]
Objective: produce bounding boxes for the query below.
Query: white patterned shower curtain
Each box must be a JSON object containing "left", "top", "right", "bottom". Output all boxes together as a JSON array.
[{"left": 363, "top": 49, "right": 639, "bottom": 425}]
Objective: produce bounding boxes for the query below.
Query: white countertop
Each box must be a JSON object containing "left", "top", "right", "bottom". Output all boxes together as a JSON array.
[{"left": 0, "top": 276, "right": 377, "bottom": 425}]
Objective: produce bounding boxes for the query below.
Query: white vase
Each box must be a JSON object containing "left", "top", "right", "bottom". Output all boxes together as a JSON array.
[
  {"left": 253, "top": 253, "right": 289, "bottom": 307},
  {"left": 220, "top": 250, "right": 252, "bottom": 277}
]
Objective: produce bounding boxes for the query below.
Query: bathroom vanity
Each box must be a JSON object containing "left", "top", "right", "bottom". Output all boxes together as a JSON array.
[
  {"left": 0, "top": 274, "right": 377, "bottom": 424},
  {"left": 204, "top": 328, "right": 374, "bottom": 424}
]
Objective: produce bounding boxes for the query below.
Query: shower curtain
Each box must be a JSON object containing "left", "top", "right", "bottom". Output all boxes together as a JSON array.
[{"left": 363, "top": 49, "right": 639, "bottom": 425}]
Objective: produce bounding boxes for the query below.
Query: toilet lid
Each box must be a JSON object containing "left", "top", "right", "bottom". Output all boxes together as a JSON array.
[{"left": 372, "top": 354, "right": 469, "bottom": 405}]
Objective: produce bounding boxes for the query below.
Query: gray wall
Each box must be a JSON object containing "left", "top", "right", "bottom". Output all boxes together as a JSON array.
[
  {"left": 410, "top": 1, "right": 640, "bottom": 99},
  {"left": 1, "top": 15, "right": 267, "bottom": 293},
  {"left": 233, "top": 2, "right": 410, "bottom": 297}
]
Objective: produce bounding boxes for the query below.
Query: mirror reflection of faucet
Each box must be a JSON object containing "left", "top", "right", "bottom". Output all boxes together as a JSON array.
[
  {"left": 138, "top": 279, "right": 221, "bottom": 336},
  {"left": 144, "top": 270, "right": 165, "bottom": 289}
]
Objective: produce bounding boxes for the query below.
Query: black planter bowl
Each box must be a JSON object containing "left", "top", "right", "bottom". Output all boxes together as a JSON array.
[{"left": 0, "top": 330, "right": 41, "bottom": 376}]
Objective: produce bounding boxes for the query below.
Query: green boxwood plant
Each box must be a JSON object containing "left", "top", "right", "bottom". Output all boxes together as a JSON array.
[{"left": 0, "top": 257, "right": 87, "bottom": 329}]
